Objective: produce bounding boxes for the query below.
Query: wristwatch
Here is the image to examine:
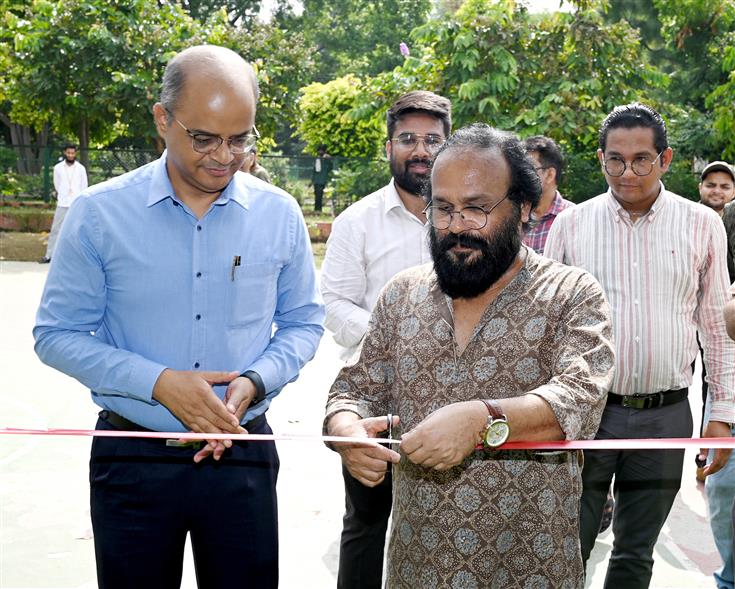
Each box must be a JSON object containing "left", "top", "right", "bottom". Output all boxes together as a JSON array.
[
  {"left": 240, "top": 370, "right": 266, "bottom": 405},
  {"left": 480, "top": 399, "right": 510, "bottom": 448}
]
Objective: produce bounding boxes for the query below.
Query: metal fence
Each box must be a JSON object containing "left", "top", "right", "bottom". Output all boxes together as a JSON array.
[{"left": 0, "top": 144, "right": 379, "bottom": 214}]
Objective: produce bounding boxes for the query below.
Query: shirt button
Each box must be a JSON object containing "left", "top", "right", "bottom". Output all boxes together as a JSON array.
[
  {"left": 197, "top": 225, "right": 202, "bottom": 231},
  {"left": 634, "top": 300, "right": 639, "bottom": 305},
  {"left": 195, "top": 314, "right": 201, "bottom": 320},
  {"left": 635, "top": 336, "right": 640, "bottom": 342},
  {"left": 196, "top": 272, "right": 202, "bottom": 278},
  {"left": 194, "top": 362, "right": 200, "bottom": 368}
]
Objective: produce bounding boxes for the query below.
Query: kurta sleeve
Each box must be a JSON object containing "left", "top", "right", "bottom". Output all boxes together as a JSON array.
[{"left": 528, "top": 271, "right": 615, "bottom": 440}]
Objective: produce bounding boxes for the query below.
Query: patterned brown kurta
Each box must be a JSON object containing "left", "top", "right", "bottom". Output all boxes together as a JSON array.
[{"left": 326, "top": 248, "right": 615, "bottom": 589}]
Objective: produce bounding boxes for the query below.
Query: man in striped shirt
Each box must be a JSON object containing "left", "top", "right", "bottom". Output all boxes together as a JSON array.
[
  {"left": 545, "top": 103, "right": 735, "bottom": 589},
  {"left": 521, "top": 135, "right": 575, "bottom": 254}
]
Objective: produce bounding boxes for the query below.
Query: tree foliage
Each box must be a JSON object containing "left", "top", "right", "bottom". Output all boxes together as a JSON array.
[
  {"left": 5, "top": 0, "right": 223, "bottom": 156},
  {"left": 171, "top": 0, "right": 262, "bottom": 26},
  {"left": 297, "top": 75, "right": 385, "bottom": 158},
  {"left": 275, "top": 0, "right": 432, "bottom": 81},
  {"left": 405, "top": 0, "right": 666, "bottom": 153}
]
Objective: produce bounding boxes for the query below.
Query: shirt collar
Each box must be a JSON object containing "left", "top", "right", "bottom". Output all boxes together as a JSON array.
[
  {"left": 383, "top": 178, "right": 428, "bottom": 225},
  {"left": 545, "top": 191, "right": 567, "bottom": 217},
  {"left": 605, "top": 181, "right": 668, "bottom": 222},
  {"left": 146, "top": 152, "right": 248, "bottom": 210},
  {"left": 383, "top": 179, "right": 405, "bottom": 213},
  {"left": 535, "top": 191, "right": 566, "bottom": 221}
]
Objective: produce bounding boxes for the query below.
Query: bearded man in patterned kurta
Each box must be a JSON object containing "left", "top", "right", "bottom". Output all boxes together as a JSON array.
[{"left": 325, "top": 124, "right": 614, "bottom": 589}]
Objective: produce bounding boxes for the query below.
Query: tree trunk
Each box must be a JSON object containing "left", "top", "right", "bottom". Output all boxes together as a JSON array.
[{"left": 78, "top": 117, "right": 90, "bottom": 170}]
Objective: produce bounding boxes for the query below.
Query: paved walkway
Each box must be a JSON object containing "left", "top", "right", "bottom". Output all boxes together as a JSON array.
[{"left": 0, "top": 261, "right": 723, "bottom": 588}]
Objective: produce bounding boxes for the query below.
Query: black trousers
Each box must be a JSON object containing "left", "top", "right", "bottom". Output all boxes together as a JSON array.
[
  {"left": 90, "top": 414, "right": 279, "bottom": 589},
  {"left": 580, "top": 398, "right": 692, "bottom": 589},
  {"left": 314, "top": 183, "right": 325, "bottom": 212},
  {"left": 337, "top": 465, "right": 393, "bottom": 589}
]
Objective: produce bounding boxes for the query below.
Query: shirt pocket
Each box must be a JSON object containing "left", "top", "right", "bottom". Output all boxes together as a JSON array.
[{"left": 228, "top": 262, "right": 279, "bottom": 329}]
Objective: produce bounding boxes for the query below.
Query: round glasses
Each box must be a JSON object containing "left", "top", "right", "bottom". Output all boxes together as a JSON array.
[
  {"left": 390, "top": 133, "right": 445, "bottom": 154},
  {"left": 170, "top": 112, "right": 259, "bottom": 155},
  {"left": 603, "top": 152, "right": 663, "bottom": 177},
  {"left": 423, "top": 196, "right": 507, "bottom": 230}
]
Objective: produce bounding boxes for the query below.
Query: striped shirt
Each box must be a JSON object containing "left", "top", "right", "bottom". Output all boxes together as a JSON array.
[
  {"left": 522, "top": 190, "right": 575, "bottom": 254},
  {"left": 545, "top": 184, "right": 735, "bottom": 423}
]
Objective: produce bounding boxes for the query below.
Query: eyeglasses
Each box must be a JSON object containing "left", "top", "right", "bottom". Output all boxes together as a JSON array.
[
  {"left": 168, "top": 110, "right": 259, "bottom": 155},
  {"left": 423, "top": 196, "right": 507, "bottom": 230},
  {"left": 603, "top": 152, "right": 663, "bottom": 177},
  {"left": 390, "top": 133, "right": 445, "bottom": 153}
]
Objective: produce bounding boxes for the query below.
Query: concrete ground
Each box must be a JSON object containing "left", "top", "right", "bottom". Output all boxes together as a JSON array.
[{"left": 0, "top": 261, "right": 725, "bottom": 588}]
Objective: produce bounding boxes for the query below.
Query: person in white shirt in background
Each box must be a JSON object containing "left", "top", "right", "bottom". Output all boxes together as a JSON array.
[
  {"left": 40, "top": 143, "right": 88, "bottom": 263},
  {"left": 320, "top": 90, "right": 451, "bottom": 589}
]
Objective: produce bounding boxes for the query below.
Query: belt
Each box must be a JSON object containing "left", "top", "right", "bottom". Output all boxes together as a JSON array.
[
  {"left": 99, "top": 410, "right": 265, "bottom": 449},
  {"left": 606, "top": 388, "right": 688, "bottom": 410}
]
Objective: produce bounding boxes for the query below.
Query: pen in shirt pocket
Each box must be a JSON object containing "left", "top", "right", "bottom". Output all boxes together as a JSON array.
[{"left": 230, "top": 255, "right": 241, "bottom": 281}]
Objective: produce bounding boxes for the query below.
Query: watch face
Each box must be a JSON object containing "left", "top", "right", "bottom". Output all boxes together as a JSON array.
[{"left": 485, "top": 421, "right": 510, "bottom": 447}]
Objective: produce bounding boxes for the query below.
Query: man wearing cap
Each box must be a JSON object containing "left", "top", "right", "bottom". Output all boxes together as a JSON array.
[
  {"left": 695, "top": 161, "right": 735, "bottom": 449},
  {"left": 700, "top": 161, "right": 735, "bottom": 219},
  {"left": 710, "top": 161, "right": 735, "bottom": 283},
  {"left": 700, "top": 159, "right": 735, "bottom": 589}
]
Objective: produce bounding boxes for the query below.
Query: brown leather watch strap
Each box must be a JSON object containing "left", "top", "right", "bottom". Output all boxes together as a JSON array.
[{"left": 481, "top": 399, "right": 506, "bottom": 420}]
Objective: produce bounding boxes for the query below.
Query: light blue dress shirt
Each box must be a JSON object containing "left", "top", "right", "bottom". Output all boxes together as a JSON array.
[{"left": 34, "top": 154, "right": 325, "bottom": 431}]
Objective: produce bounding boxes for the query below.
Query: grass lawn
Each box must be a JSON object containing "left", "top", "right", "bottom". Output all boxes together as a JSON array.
[{"left": 0, "top": 232, "right": 47, "bottom": 261}]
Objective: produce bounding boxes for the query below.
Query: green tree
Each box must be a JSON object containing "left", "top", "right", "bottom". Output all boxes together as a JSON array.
[
  {"left": 172, "top": 0, "right": 262, "bottom": 26},
  {"left": 228, "top": 20, "right": 317, "bottom": 152},
  {"left": 407, "top": 0, "right": 664, "bottom": 151},
  {"left": 276, "top": 0, "right": 432, "bottom": 81},
  {"left": 297, "top": 75, "right": 385, "bottom": 158},
  {"left": 329, "top": 0, "right": 668, "bottom": 201},
  {"left": 4, "top": 0, "right": 225, "bottom": 162}
]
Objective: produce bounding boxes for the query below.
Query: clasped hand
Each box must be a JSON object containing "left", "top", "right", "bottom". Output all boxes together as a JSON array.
[
  {"left": 152, "top": 368, "right": 257, "bottom": 462},
  {"left": 400, "top": 401, "right": 485, "bottom": 471}
]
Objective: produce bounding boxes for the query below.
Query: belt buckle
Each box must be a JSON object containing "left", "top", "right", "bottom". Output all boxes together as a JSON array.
[{"left": 165, "top": 439, "right": 203, "bottom": 449}]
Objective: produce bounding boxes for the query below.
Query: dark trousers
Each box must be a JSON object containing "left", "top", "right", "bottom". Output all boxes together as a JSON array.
[
  {"left": 580, "top": 398, "right": 693, "bottom": 589},
  {"left": 314, "top": 183, "right": 325, "bottom": 212},
  {"left": 90, "top": 414, "right": 279, "bottom": 589},
  {"left": 337, "top": 465, "right": 392, "bottom": 589}
]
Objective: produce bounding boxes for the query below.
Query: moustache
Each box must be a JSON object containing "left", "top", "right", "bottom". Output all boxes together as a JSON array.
[
  {"left": 406, "top": 158, "right": 432, "bottom": 168},
  {"left": 436, "top": 232, "right": 488, "bottom": 253}
]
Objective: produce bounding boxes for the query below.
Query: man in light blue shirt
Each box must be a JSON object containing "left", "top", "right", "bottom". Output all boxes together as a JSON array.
[{"left": 33, "top": 45, "right": 324, "bottom": 588}]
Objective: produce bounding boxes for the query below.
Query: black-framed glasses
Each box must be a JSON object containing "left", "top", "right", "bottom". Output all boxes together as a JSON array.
[
  {"left": 390, "top": 133, "right": 445, "bottom": 153},
  {"left": 603, "top": 151, "right": 663, "bottom": 177},
  {"left": 167, "top": 110, "right": 259, "bottom": 155},
  {"left": 423, "top": 196, "right": 507, "bottom": 230}
]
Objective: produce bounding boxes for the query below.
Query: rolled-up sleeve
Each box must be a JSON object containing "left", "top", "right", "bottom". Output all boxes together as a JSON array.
[{"left": 529, "top": 273, "right": 615, "bottom": 440}]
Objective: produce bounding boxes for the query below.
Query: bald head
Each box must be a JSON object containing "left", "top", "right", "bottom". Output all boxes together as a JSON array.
[{"left": 159, "top": 45, "right": 259, "bottom": 117}]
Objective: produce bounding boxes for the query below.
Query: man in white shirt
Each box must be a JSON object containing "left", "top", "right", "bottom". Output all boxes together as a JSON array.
[
  {"left": 320, "top": 90, "right": 451, "bottom": 589},
  {"left": 40, "top": 143, "right": 88, "bottom": 263}
]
